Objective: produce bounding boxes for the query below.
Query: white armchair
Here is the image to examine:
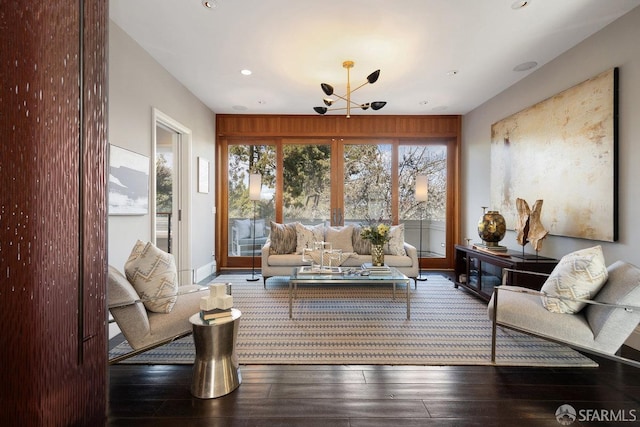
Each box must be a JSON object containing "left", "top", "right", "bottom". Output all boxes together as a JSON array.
[
  {"left": 108, "top": 265, "right": 210, "bottom": 364},
  {"left": 488, "top": 261, "right": 640, "bottom": 368}
]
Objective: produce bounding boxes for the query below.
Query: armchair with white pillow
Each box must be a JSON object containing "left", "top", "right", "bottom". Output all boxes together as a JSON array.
[
  {"left": 488, "top": 246, "right": 640, "bottom": 368},
  {"left": 108, "top": 240, "right": 215, "bottom": 364}
]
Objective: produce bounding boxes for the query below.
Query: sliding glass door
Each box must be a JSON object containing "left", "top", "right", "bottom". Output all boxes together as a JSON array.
[
  {"left": 219, "top": 137, "right": 455, "bottom": 269},
  {"left": 398, "top": 143, "right": 448, "bottom": 260},
  {"left": 226, "top": 144, "right": 276, "bottom": 262},
  {"left": 282, "top": 140, "right": 332, "bottom": 225},
  {"left": 343, "top": 142, "right": 393, "bottom": 222}
]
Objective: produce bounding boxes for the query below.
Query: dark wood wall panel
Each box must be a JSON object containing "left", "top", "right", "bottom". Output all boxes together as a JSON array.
[
  {"left": 79, "top": 0, "right": 109, "bottom": 424},
  {"left": 0, "top": 1, "right": 108, "bottom": 425},
  {"left": 217, "top": 114, "right": 461, "bottom": 138}
]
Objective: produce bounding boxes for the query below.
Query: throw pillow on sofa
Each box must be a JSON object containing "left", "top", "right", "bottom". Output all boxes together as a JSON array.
[
  {"left": 540, "top": 245, "right": 609, "bottom": 314},
  {"left": 351, "top": 224, "right": 371, "bottom": 255},
  {"left": 325, "top": 224, "right": 354, "bottom": 252},
  {"left": 269, "top": 221, "right": 298, "bottom": 254},
  {"left": 296, "top": 223, "right": 325, "bottom": 254},
  {"left": 384, "top": 224, "right": 406, "bottom": 256},
  {"left": 124, "top": 240, "right": 179, "bottom": 313}
]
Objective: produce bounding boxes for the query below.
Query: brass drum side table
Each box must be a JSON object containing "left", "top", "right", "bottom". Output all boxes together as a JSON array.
[{"left": 189, "top": 308, "right": 242, "bottom": 399}]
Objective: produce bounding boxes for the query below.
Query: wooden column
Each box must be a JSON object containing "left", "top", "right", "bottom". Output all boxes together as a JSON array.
[{"left": 0, "top": 1, "right": 108, "bottom": 425}]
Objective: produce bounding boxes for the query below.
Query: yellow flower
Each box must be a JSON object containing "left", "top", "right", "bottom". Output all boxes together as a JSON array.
[{"left": 360, "top": 222, "right": 391, "bottom": 245}]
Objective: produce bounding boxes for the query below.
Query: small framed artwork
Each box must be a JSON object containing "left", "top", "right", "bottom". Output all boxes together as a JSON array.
[
  {"left": 198, "top": 157, "right": 209, "bottom": 194},
  {"left": 108, "top": 144, "right": 150, "bottom": 215}
]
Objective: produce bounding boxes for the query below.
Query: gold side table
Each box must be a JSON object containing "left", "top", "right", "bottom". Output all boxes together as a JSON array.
[{"left": 189, "top": 308, "right": 242, "bottom": 399}]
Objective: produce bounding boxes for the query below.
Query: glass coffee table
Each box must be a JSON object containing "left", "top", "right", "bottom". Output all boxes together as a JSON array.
[{"left": 288, "top": 266, "right": 411, "bottom": 319}]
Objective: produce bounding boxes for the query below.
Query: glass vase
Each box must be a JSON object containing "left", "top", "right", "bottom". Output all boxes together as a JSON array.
[{"left": 371, "top": 244, "right": 385, "bottom": 266}]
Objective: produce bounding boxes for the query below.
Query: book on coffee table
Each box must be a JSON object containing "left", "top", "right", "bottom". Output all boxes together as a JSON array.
[
  {"left": 361, "top": 263, "right": 392, "bottom": 275},
  {"left": 361, "top": 262, "right": 390, "bottom": 270},
  {"left": 298, "top": 265, "right": 342, "bottom": 274}
]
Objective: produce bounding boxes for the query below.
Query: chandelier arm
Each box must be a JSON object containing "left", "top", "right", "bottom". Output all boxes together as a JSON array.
[
  {"left": 330, "top": 93, "right": 366, "bottom": 107},
  {"left": 324, "top": 105, "right": 369, "bottom": 112},
  {"left": 324, "top": 106, "right": 349, "bottom": 112},
  {"left": 331, "top": 93, "right": 349, "bottom": 103},
  {"left": 349, "top": 81, "right": 370, "bottom": 93}
]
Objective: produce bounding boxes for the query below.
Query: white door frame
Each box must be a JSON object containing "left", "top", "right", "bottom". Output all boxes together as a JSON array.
[{"left": 151, "top": 108, "right": 193, "bottom": 284}]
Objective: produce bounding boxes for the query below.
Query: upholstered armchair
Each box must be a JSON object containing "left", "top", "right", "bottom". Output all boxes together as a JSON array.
[
  {"left": 108, "top": 265, "right": 209, "bottom": 364},
  {"left": 488, "top": 260, "right": 640, "bottom": 368}
]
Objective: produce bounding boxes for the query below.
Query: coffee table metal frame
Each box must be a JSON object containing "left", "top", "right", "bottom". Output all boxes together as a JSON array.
[{"left": 288, "top": 267, "right": 411, "bottom": 319}]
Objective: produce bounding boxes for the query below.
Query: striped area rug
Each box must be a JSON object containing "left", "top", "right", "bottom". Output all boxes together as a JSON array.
[{"left": 109, "top": 274, "right": 597, "bottom": 367}]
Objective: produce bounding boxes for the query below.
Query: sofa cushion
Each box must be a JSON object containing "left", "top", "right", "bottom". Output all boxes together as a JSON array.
[
  {"left": 325, "top": 225, "right": 354, "bottom": 252},
  {"left": 296, "top": 223, "right": 325, "bottom": 254},
  {"left": 540, "top": 245, "right": 608, "bottom": 314},
  {"left": 124, "top": 240, "right": 179, "bottom": 313},
  {"left": 269, "top": 221, "right": 298, "bottom": 254},
  {"left": 384, "top": 224, "right": 406, "bottom": 256},
  {"left": 267, "top": 253, "right": 304, "bottom": 266}
]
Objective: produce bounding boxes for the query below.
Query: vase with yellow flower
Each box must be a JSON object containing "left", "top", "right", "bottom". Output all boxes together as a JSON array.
[{"left": 360, "top": 222, "right": 391, "bottom": 266}]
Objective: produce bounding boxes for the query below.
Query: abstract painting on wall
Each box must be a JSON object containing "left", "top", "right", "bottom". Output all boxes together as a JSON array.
[
  {"left": 490, "top": 68, "right": 618, "bottom": 242},
  {"left": 108, "top": 145, "right": 150, "bottom": 215}
]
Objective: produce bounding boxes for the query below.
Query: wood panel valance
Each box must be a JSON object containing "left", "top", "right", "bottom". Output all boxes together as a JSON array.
[{"left": 216, "top": 114, "right": 461, "bottom": 138}]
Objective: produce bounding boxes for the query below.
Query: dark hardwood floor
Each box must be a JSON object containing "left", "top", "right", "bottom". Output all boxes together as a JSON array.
[
  {"left": 109, "top": 355, "right": 640, "bottom": 426},
  {"left": 108, "top": 272, "right": 640, "bottom": 426}
]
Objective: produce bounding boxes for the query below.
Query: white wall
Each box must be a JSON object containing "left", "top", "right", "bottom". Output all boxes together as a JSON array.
[
  {"left": 462, "top": 6, "right": 640, "bottom": 348},
  {"left": 108, "top": 20, "right": 216, "bottom": 280},
  {"left": 463, "top": 6, "right": 640, "bottom": 264}
]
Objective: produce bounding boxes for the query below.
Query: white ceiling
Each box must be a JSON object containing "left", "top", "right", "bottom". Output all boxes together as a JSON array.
[{"left": 110, "top": 0, "right": 640, "bottom": 116}]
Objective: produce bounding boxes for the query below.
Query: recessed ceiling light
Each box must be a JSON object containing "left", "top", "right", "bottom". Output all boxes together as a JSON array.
[
  {"left": 419, "top": 100, "right": 429, "bottom": 106},
  {"left": 447, "top": 70, "right": 459, "bottom": 76},
  {"left": 202, "top": 0, "right": 217, "bottom": 9},
  {"left": 240, "top": 69, "right": 252, "bottom": 76},
  {"left": 511, "top": 1, "right": 530, "bottom": 10},
  {"left": 513, "top": 61, "right": 538, "bottom": 72}
]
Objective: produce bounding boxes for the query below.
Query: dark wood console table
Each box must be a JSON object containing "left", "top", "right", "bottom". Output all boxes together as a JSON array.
[{"left": 454, "top": 244, "right": 558, "bottom": 302}]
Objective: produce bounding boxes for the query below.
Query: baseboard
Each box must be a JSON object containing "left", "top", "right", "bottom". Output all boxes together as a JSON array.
[
  {"left": 195, "top": 261, "right": 217, "bottom": 283},
  {"left": 625, "top": 327, "right": 640, "bottom": 351}
]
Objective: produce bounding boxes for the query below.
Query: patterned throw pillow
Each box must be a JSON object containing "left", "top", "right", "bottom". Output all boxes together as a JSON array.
[
  {"left": 325, "top": 225, "right": 354, "bottom": 252},
  {"left": 384, "top": 224, "right": 406, "bottom": 256},
  {"left": 296, "top": 223, "right": 325, "bottom": 254},
  {"left": 269, "top": 222, "right": 298, "bottom": 254},
  {"left": 540, "top": 245, "right": 609, "bottom": 314},
  {"left": 351, "top": 224, "right": 371, "bottom": 255},
  {"left": 124, "top": 240, "right": 179, "bottom": 313}
]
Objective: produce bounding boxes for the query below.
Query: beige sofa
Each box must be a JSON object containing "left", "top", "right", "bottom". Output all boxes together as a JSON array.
[{"left": 260, "top": 222, "right": 419, "bottom": 287}]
